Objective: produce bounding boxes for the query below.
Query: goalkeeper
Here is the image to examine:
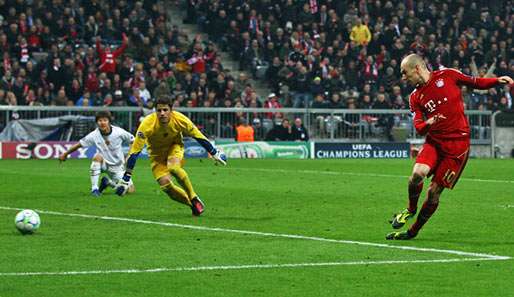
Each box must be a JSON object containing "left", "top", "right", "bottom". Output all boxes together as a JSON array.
[{"left": 116, "top": 95, "right": 227, "bottom": 216}]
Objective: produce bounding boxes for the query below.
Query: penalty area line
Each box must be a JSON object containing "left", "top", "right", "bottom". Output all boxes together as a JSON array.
[
  {"left": 0, "top": 257, "right": 506, "bottom": 277},
  {"left": 0, "top": 206, "right": 510, "bottom": 261}
]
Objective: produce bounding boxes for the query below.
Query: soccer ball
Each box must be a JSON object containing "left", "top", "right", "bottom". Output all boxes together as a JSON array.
[{"left": 14, "top": 209, "right": 41, "bottom": 234}]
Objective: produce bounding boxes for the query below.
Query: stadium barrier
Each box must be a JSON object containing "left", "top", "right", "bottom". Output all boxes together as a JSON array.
[
  {"left": 0, "top": 106, "right": 495, "bottom": 156},
  {"left": 491, "top": 111, "right": 514, "bottom": 158},
  {"left": 0, "top": 106, "right": 493, "bottom": 141}
]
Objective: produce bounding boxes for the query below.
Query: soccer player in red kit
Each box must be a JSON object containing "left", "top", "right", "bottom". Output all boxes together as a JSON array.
[{"left": 386, "top": 54, "right": 513, "bottom": 240}]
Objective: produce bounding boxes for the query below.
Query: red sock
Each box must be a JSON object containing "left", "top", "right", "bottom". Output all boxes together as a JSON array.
[
  {"left": 409, "top": 200, "right": 439, "bottom": 235},
  {"left": 408, "top": 182, "right": 423, "bottom": 213}
]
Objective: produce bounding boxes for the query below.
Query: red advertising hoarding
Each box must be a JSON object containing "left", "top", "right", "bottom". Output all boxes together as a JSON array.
[{"left": 0, "top": 142, "right": 95, "bottom": 159}]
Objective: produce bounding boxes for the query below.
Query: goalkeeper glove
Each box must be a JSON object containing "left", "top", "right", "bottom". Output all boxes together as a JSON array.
[
  {"left": 212, "top": 149, "right": 227, "bottom": 166},
  {"left": 115, "top": 173, "right": 131, "bottom": 196}
]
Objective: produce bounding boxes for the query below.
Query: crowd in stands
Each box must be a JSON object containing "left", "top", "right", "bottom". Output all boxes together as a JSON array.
[
  {"left": 189, "top": 0, "right": 513, "bottom": 112},
  {"left": 0, "top": 0, "right": 236, "bottom": 112},
  {"left": 0, "top": 0, "right": 513, "bottom": 140}
]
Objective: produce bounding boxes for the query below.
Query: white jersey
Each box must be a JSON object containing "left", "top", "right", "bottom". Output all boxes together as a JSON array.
[{"left": 79, "top": 126, "right": 134, "bottom": 166}]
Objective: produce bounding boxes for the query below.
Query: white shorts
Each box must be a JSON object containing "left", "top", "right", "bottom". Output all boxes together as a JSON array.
[{"left": 101, "top": 162, "right": 133, "bottom": 186}]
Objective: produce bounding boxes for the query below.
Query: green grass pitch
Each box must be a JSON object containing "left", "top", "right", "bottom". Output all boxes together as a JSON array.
[{"left": 0, "top": 158, "right": 513, "bottom": 296}]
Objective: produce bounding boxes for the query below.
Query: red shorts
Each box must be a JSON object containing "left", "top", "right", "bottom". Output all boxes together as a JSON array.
[{"left": 416, "top": 137, "right": 470, "bottom": 189}]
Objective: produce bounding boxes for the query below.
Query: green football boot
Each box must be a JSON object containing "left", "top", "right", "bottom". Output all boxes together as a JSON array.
[
  {"left": 385, "top": 230, "right": 416, "bottom": 240},
  {"left": 389, "top": 208, "right": 416, "bottom": 229}
]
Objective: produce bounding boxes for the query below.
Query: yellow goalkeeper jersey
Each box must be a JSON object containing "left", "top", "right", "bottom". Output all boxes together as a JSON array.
[{"left": 129, "top": 111, "right": 207, "bottom": 157}]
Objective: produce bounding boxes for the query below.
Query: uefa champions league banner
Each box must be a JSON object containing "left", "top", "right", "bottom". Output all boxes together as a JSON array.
[
  {"left": 314, "top": 142, "right": 411, "bottom": 159},
  {"left": 0, "top": 139, "right": 208, "bottom": 159},
  {"left": 216, "top": 141, "right": 310, "bottom": 159},
  {"left": 0, "top": 141, "right": 406, "bottom": 159}
]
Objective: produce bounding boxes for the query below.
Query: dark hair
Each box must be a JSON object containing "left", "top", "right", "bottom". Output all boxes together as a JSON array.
[
  {"left": 155, "top": 95, "right": 173, "bottom": 107},
  {"left": 95, "top": 110, "right": 112, "bottom": 122}
]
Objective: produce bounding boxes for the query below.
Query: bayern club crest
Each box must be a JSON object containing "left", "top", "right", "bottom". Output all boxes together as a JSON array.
[{"left": 435, "top": 79, "right": 444, "bottom": 88}]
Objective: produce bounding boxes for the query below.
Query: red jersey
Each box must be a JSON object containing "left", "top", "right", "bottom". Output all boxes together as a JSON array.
[
  {"left": 96, "top": 38, "right": 127, "bottom": 73},
  {"left": 187, "top": 54, "right": 206, "bottom": 74},
  {"left": 409, "top": 68, "right": 499, "bottom": 140}
]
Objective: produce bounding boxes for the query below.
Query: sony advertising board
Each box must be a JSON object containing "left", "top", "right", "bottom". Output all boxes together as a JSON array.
[{"left": 0, "top": 139, "right": 208, "bottom": 159}]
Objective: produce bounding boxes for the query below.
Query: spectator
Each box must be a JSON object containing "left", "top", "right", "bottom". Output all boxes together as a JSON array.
[
  {"left": 310, "top": 76, "right": 324, "bottom": 99},
  {"left": 76, "top": 92, "right": 92, "bottom": 107},
  {"left": 96, "top": 34, "right": 128, "bottom": 74},
  {"left": 265, "top": 118, "right": 293, "bottom": 141},
  {"left": 496, "top": 96, "right": 511, "bottom": 111},
  {"left": 291, "top": 118, "right": 309, "bottom": 141},
  {"left": 53, "top": 89, "right": 70, "bottom": 106},
  {"left": 0, "top": 90, "right": 9, "bottom": 105},
  {"left": 350, "top": 18, "right": 372, "bottom": 46},
  {"left": 328, "top": 93, "right": 344, "bottom": 109},
  {"left": 113, "top": 90, "right": 125, "bottom": 106},
  {"left": 47, "top": 57, "right": 66, "bottom": 91},
  {"left": 291, "top": 65, "right": 311, "bottom": 108},
  {"left": 263, "top": 93, "right": 282, "bottom": 119},
  {"left": 235, "top": 118, "right": 255, "bottom": 142},
  {"left": 67, "top": 79, "right": 84, "bottom": 103},
  {"left": 103, "top": 94, "right": 113, "bottom": 107},
  {"left": 137, "top": 81, "right": 152, "bottom": 103},
  {"left": 373, "top": 93, "right": 394, "bottom": 141},
  {"left": 252, "top": 118, "right": 266, "bottom": 141},
  {"left": 470, "top": 55, "right": 497, "bottom": 107},
  {"left": 311, "top": 94, "right": 329, "bottom": 109}
]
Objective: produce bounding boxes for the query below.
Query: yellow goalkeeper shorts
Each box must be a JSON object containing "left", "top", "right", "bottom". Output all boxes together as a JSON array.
[{"left": 150, "top": 144, "right": 185, "bottom": 180}]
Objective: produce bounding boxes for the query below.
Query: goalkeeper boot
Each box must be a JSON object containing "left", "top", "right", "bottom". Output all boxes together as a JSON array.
[
  {"left": 191, "top": 196, "right": 205, "bottom": 216},
  {"left": 389, "top": 208, "right": 416, "bottom": 229},
  {"left": 98, "top": 177, "right": 110, "bottom": 193},
  {"left": 91, "top": 189, "right": 101, "bottom": 197},
  {"left": 386, "top": 230, "right": 416, "bottom": 240}
]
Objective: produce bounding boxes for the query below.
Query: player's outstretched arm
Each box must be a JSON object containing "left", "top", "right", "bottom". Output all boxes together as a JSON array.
[
  {"left": 194, "top": 137, "right": 227, "bottom": 166},
  {"left": 178, "top": 111, "right": 227, "bottom": 165},
  {"left": 58, "top": 143, "right": 82, "bottom": 162},
  {"left": 451, "top": 69, "right": 513, "bottom": 89}
]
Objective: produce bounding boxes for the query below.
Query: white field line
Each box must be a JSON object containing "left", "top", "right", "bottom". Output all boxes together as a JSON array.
[
  {"left": 210, "top": 167, "right": 514, "bottom": 184},
  {"left": 0, "top": 206, "right": 509, "bottom": 261},
  {"left": 0, "top": 257, "right": 505, "bottom": 277}
]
